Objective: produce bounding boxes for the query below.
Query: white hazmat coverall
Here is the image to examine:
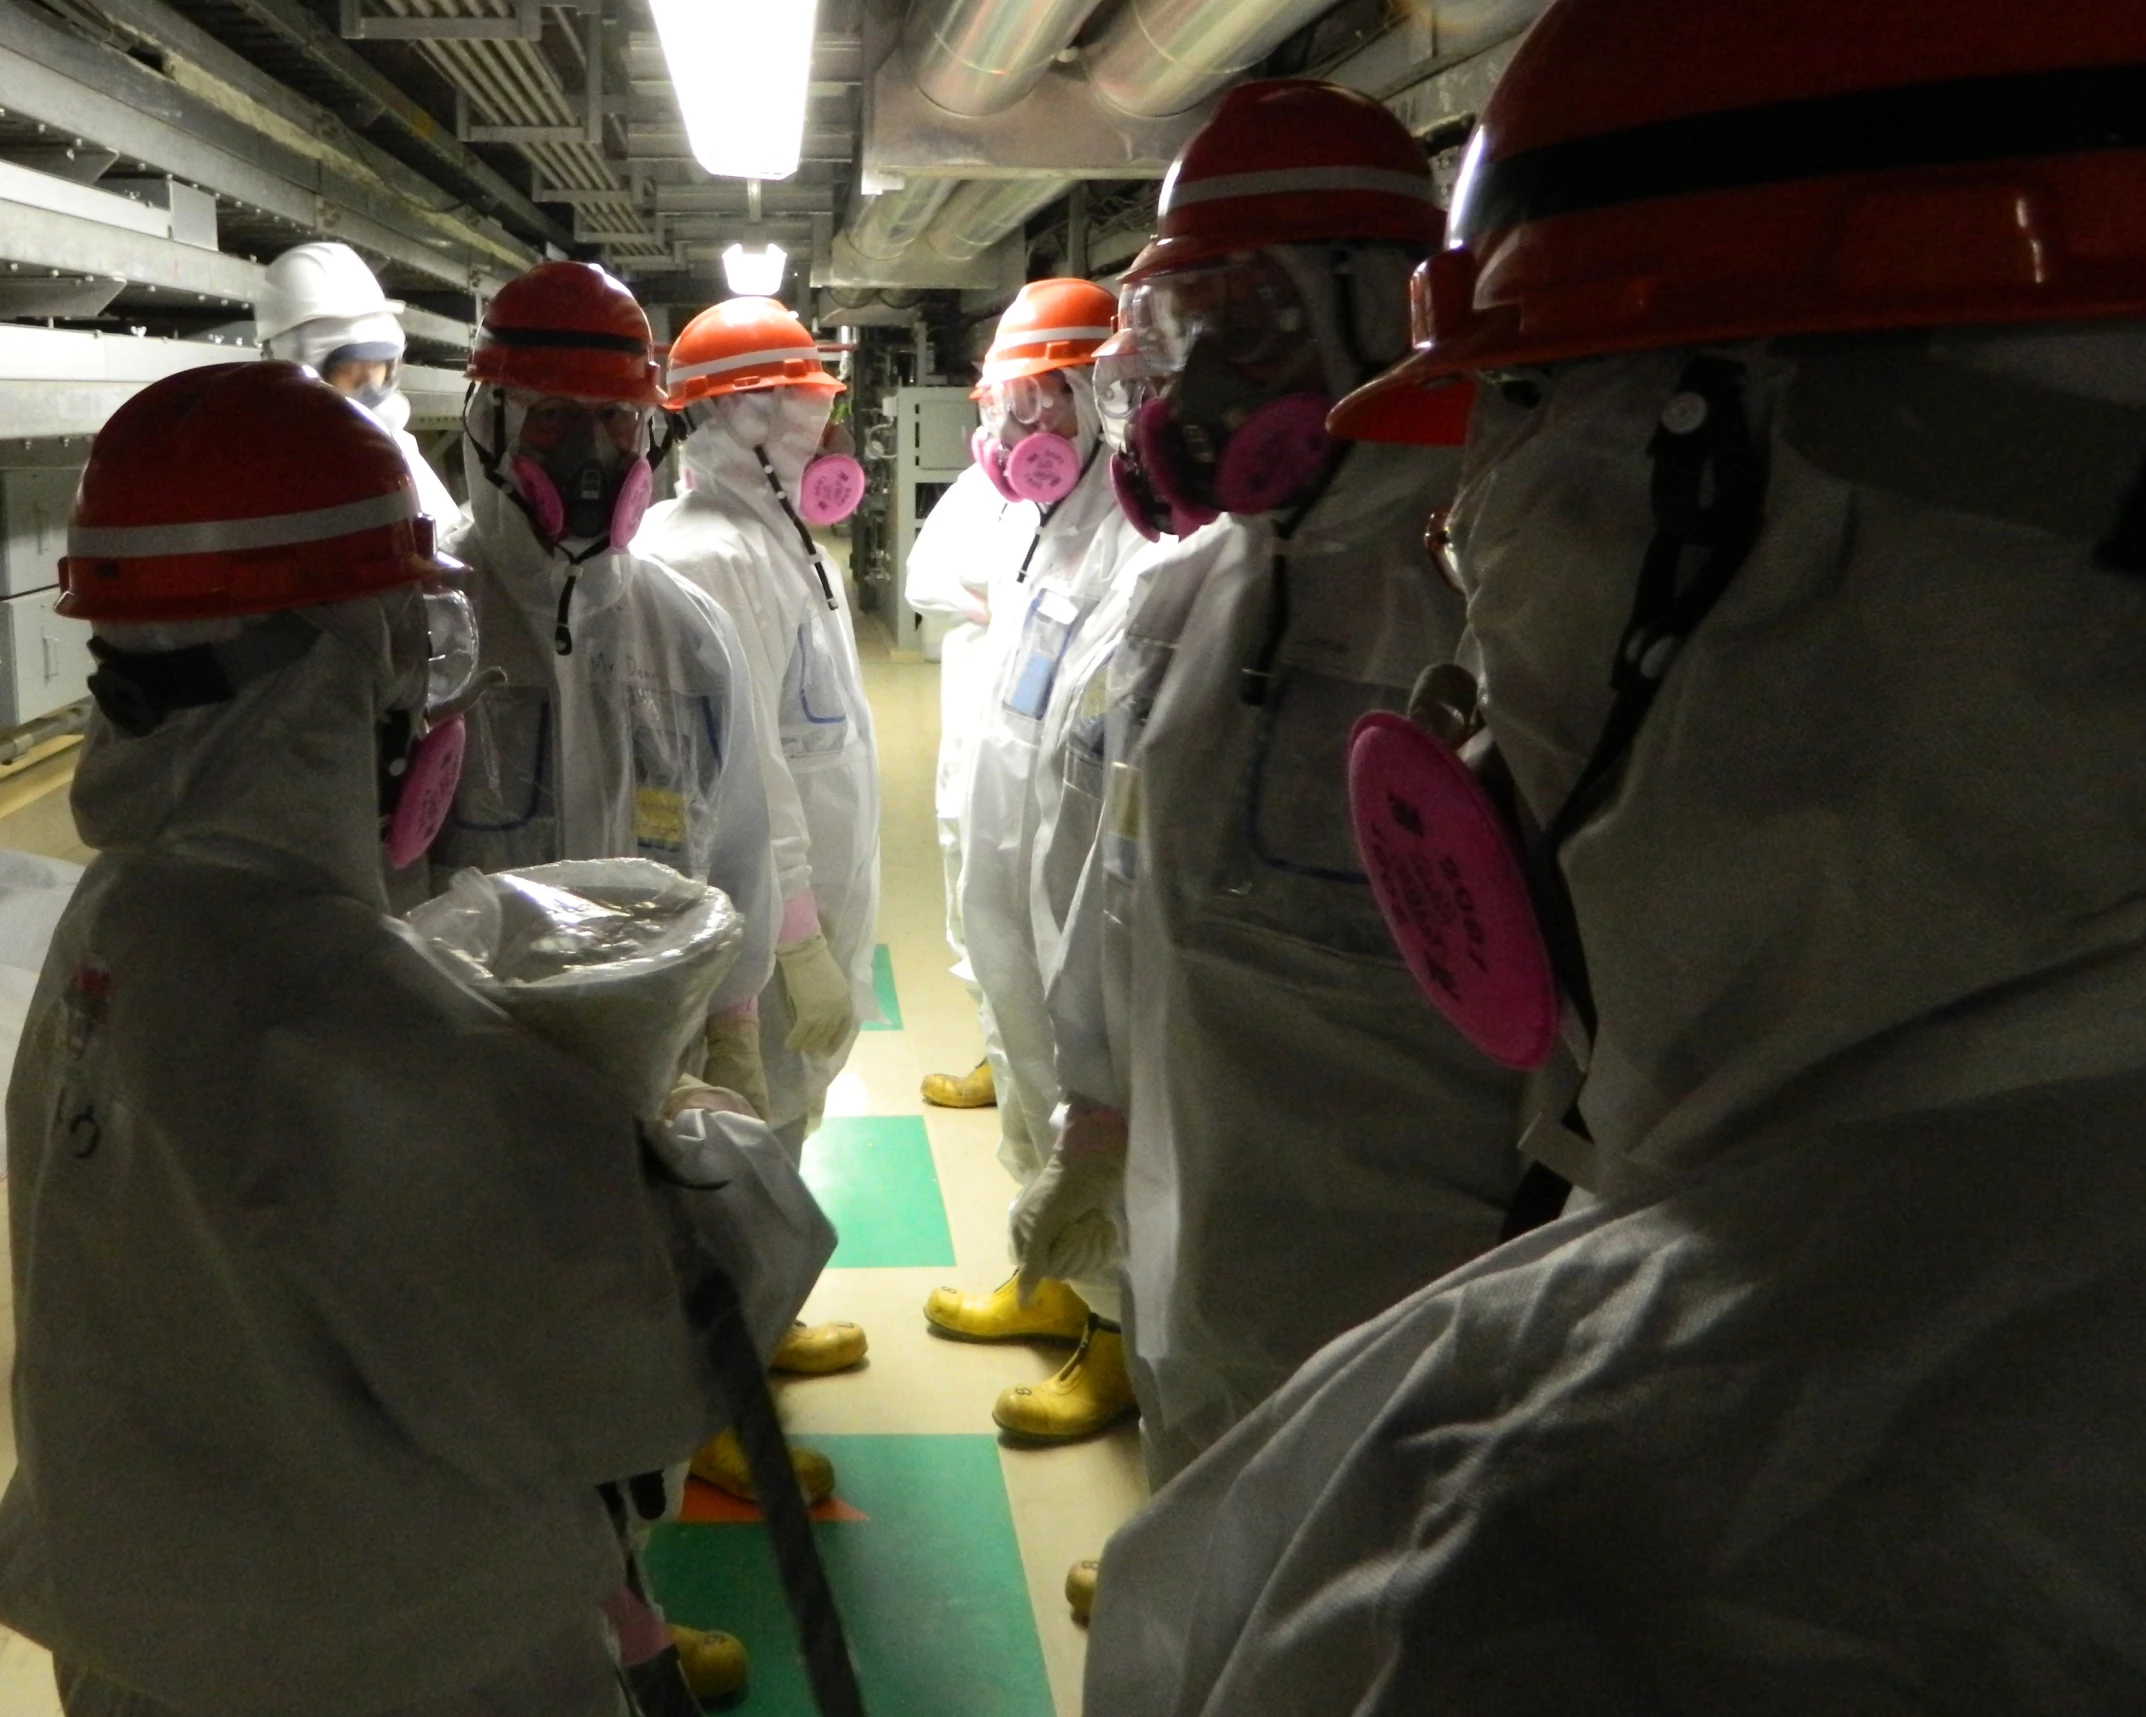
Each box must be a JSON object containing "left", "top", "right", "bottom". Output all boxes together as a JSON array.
[
  {"left": 0, "top": 594, "right": 726, "bottom": 1717},
  {"left": 637, "top": 392, "right": 881, "bottom": 1149},
  {"left": 957, "top": 404, "right": 1127, "bottom": 1184},
  {"left": 905, "top": 462, "right": 1037, "bottom": 1029},
  {"left": 1087, "top": 330, "right": 2146, "bottom": 1715},
  {"left": 435, "top": 440, "right": 779, "bottom": 1028},
  {"left": 1115, "top": 436, "right": 1526, "bottom": 1482}
]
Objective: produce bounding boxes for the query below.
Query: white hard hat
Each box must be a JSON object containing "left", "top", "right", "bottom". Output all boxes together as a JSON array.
[{"left": 255, "top": 242, "right": 404, "bottom": 346}]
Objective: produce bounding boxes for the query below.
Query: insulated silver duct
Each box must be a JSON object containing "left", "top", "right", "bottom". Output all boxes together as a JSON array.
[
  {"left": 1088, "top": 0, "right": 1341, "bottom": 119},
  {"left": 902, "top": 0, "right": 1109, "bottom": 118},
  {"left": 846, "top": 179, "right": 959, "bottom": 258},
  {"left": 922, "top": 176, "right": 1073, "bottom": 261}
]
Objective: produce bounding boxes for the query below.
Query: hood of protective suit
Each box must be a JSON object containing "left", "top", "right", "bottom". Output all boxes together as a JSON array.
[
  {"left": 688, "top": 389, "right": 834, "bottom": 501},
  {"left": 1452, "top": 326, "right": 2146, "bottom": 1181},
  {"left": 71, "top": 594, "right": 429, "bottom": 908}
]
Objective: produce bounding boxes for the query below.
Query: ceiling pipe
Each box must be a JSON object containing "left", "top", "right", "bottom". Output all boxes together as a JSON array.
[
  {"left": 1088, "top": 0, "right": 1341, "bottom": 119},
  {"left": 845, "top": 178, "right": 958, "bottom": 259},
  {"left": 921, "top": 175, "right": 1073, "bottom": 261},
  {"left": 901, "top": 0, "right": 1109, "bottom": 117}
]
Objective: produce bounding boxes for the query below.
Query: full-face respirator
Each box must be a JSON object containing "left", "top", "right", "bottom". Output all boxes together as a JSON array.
[
  {"left": 706, "top": 388, "right": 867, "bottom": 525},
  {"left": 466, "top": 388, "right": 657, "bottom": 556},
  {"left": 971, "top": 371, "right": 1086, "bottom": 506}
]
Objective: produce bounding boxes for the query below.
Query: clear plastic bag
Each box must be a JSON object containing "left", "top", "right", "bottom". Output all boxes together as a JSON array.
[{"left": 407, "top": 858, "right": 744, "bottom": 1123}]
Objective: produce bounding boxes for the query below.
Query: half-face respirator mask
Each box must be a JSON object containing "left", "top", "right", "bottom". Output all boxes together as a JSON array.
[
  {"left": 707, "top": 388, "right": 867, "bottom": 525},
  {"left": 379, "top": 576, "right": 489, "bottom": 869},
  {"left": 468, "top": 388, "right": 657, "bottom": 555},
  {"left": 971, "top": 371, "right": 1085, "bottom": 506},
  {"left": 1117, "top": 252, "right": 1339, "bottom": 533}
]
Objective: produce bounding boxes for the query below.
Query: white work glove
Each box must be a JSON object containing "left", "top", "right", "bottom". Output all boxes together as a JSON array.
[
  {"left": 777, "top": 930, "right": 855, "bottom": 1057},
  {"left": 701, "top": 1010, "right": 771, "bottom": 1121},
  {"left": 1010, "top": 1097, "right": 1128, "bottom": 1305}
]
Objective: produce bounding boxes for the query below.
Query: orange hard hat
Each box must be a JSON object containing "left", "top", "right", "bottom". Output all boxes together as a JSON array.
[
  {"left": 972, "top": 278, "right": 1117, "bottom": 393},
  {"left": 1339, "top": 0, "right": 2146, "bottom": 429},
  {"left": 666, "top": 296, "right": 842, "bottom": 408},
  {"left": 467, "top": 260, "right": 664, "bottom": 406},
  {"left": 1124, "top": 80, "right": 1442, "bottom": 285},
  {"left": 60, "top": 361, "right": 451, "bottom": 623}
]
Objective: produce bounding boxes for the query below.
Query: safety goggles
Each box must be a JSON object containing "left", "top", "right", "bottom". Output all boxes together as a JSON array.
[
  {"left": 420, "top": 581, "right": 479, "bottom": 715},
  {"left": 1122, "top": 253, "right": 1312, "bottom": 376},
  {"left": 1092, "top": 340, "right": 1166, "bottom": 446},
  {"left": 977, "top": 372, "right": 1076, "bottom": 438},
  {"left": 509, "top": 392, "right": 653, "bottom": 459}
]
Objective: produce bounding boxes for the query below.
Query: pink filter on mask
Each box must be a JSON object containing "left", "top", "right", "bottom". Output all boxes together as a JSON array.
[
  {"left": 971, "top": 426, "right": 1021, "bottom": 502},
  {"left": 1347, "top": 711, "right": 1558, "bottom": 1070},
  {"left": 385, "top": 712, "right": 467, "bottom": 871},
  {"left": 1130, "top": 398, "right": 1217, "bottom": 529},
  {"left": 1110, "top": 451, "right": 1162, "bottom": 541},
  {"left": 509, "top": 455, "right": 566, "bottom": 540},
  {"left": 795, "top": 453, "right": 866, "bottom": 524},
  {"left": 610, "top": 457, "right": 652, "bottom": 546},
  {"left": 1213, "top": 393, "right": 1334, "bottom": 514},
  {"left": 1004, "top": 432, "right": 1081, "bottom": 504}
]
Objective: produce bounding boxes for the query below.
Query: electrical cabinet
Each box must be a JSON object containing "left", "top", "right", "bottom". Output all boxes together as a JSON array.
[
  {"left": 0, "top": 470, "right": 93, "bottom": 724},
  {"left": 887, "top": 385, "right": 978, "bottom": 653}
]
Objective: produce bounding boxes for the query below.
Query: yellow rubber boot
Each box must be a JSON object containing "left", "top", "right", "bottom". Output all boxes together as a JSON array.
[
  {"left": 1065, "top": 1560, "right": 1099, "bottom": 1626},
  {"left": 690, "top": 1426, "right": 835, "bottom": 1505},
  {"left": 921, "top": 1059, "right": 996, "bottom": 1108},
  {"left": 993, "top": 1319, "right": 1138, "bottom": 1441},
  {"left": 770, "top": 1319, "right": 868, "bottom": 1374},
  {"left": 667, "top": 1624, "right": 749, "bottom": 1704},
  {"left": 923, "top": 1273, "right": 1089, "bottom": 1343}
]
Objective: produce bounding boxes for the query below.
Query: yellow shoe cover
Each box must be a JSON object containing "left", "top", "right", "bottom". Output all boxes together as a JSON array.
[
  {"left": 923, "top": 1273, "right": 1089, "bottom": 1343},
  {"left": 690, "top": 1425, "right": 835, "bottom": 1506},
  {"left": 920, "top": 1059, "right": 996, "bottom": 1107},
  {"left": 666, "top": 1624, "right": 749, "bottom": 1703},
  {"left": 1065, "top": 1559, "right": 1099, "bottom": 1626},
  {"left": 993, "top": 1321, "right": 1137, "bottom": 1441},
  {"left": 769, "top": 1319, "right": 868, "bottom": 1375}
]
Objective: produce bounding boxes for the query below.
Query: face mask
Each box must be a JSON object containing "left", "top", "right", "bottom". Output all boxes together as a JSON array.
[
  {"left": 477, "top": 393, "right": 654, "bottom": 553},
  {"left": 381, "top": 584, "right": 481, "bottom": 870},
  {"left": 1125, "top": 335, "right": 1335, "bottom": 527},
  {"left": 720, "top": 391, "right": 866, "bottom": 525},
  {"left": 792, "top": 416, "right": 866, "bottom": 524},
  {"left": 973, "top": 372, "right": 1087, "bottom": 505}
]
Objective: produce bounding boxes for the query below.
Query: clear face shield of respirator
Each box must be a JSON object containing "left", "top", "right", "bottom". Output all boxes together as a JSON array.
[
  {"left": 1116, "top": 252, "right": 1337, "bottom": 530},
  {"left": 971, "top": 370, "right": 1086, "bottom": 505}
]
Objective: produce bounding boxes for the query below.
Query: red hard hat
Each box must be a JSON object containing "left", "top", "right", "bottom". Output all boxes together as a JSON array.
[
  {"left": 1124, "top": 79, "right": 1442, "bottom": 284},
  {"left": 972, "top": 279, "right": 1118, "bottom": 393},
  {"left": 467, "top": 260, "right": 665, "bottom": 406},
  {"left": 1340, "top": 0, "right": 2146, "bottom": 424},
  {"left": 666, "top": 296, "right": 841, "bottom": 407},
  {"left": 60, "top": 361, "right": 451, "bottom": 623}
]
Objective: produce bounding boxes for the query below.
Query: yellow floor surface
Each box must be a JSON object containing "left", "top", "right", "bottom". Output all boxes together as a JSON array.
[{"left": 0, "top": 605, "right": 1145, "bottom": 1715}]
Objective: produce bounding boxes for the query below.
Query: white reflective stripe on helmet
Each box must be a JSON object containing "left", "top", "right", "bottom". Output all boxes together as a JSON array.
[
  {"left": 1164, "top": 165, "right": 1435, "bottom": 210},
  {"left": 996, "top": 324, "right": 1114, "bottom": 351},
  {"left": 70, "top": 487, "right": 417, "bottom": 559},
  {"left": 668, "top": 343, "right": 823, "bottom": 384}
]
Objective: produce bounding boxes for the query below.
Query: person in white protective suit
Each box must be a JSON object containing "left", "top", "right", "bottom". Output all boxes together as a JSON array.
[
  {"left": 919, "top": 283, "right": 1150, "bottom": 1416},
  {"left": 0, "top": 360, "right": 733, "bottom": 1717},
  {"left": 257, "top": 240, "right": 460, "bottom": 524},
  {"left": 1085, "top": 6, "right": 2146, "bottom": 1712},
  {"left": 1010, "top": 81, "right": 1528, "bottom": 1489},
  {"left": 639, "top": 298, "right": 882, "bottom": 1165},
  {"left": 438, "top": 262, "right": 841, "bottom": 1507},
  {"left": 905, "top": 460, "right": 1028, "bottom": 1111}
]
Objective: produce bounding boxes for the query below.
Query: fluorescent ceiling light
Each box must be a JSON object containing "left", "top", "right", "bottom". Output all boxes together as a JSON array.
[
  {"left": 650, "top": 0, "right": 818, "bottom": 181},
  {"left": 723, "top": 242, "right": 788, "bottom": 298}
]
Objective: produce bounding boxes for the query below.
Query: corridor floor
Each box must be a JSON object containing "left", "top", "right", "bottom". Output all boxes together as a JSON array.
[{"left": 0, "top": 631, "right": 1147, "bottom": 1715}]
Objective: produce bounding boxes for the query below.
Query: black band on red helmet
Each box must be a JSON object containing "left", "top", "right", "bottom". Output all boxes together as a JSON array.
[
  {"left": 1457, "top": 61, "right": 2146, "bottom": 238},
  {"left": 476, "top": 324, "right": 648, "bottom": 356}
]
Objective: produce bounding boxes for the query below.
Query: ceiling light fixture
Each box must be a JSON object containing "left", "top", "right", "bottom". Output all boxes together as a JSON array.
[
  {"left": 722, "top": 241, "right": 789, "bottom": 298},
  {"left": 650, "top": 0, "right": 819, "bottom": 181}
]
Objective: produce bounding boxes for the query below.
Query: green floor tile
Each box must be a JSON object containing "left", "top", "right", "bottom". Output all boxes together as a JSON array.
[
  {"left": 648, "top": 1435, "right": 1053, "bottom": 1717},
  {"left": 860, "top": 943, "right": 902, "bottom": 1031},
  {"left": 802, "top": 1116, "right": 954, "bottom": 1268}
]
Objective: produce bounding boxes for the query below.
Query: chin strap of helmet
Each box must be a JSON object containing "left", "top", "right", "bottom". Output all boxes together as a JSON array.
[{"left": 755, "top": 445, "right": 840, "bottom": 611}]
